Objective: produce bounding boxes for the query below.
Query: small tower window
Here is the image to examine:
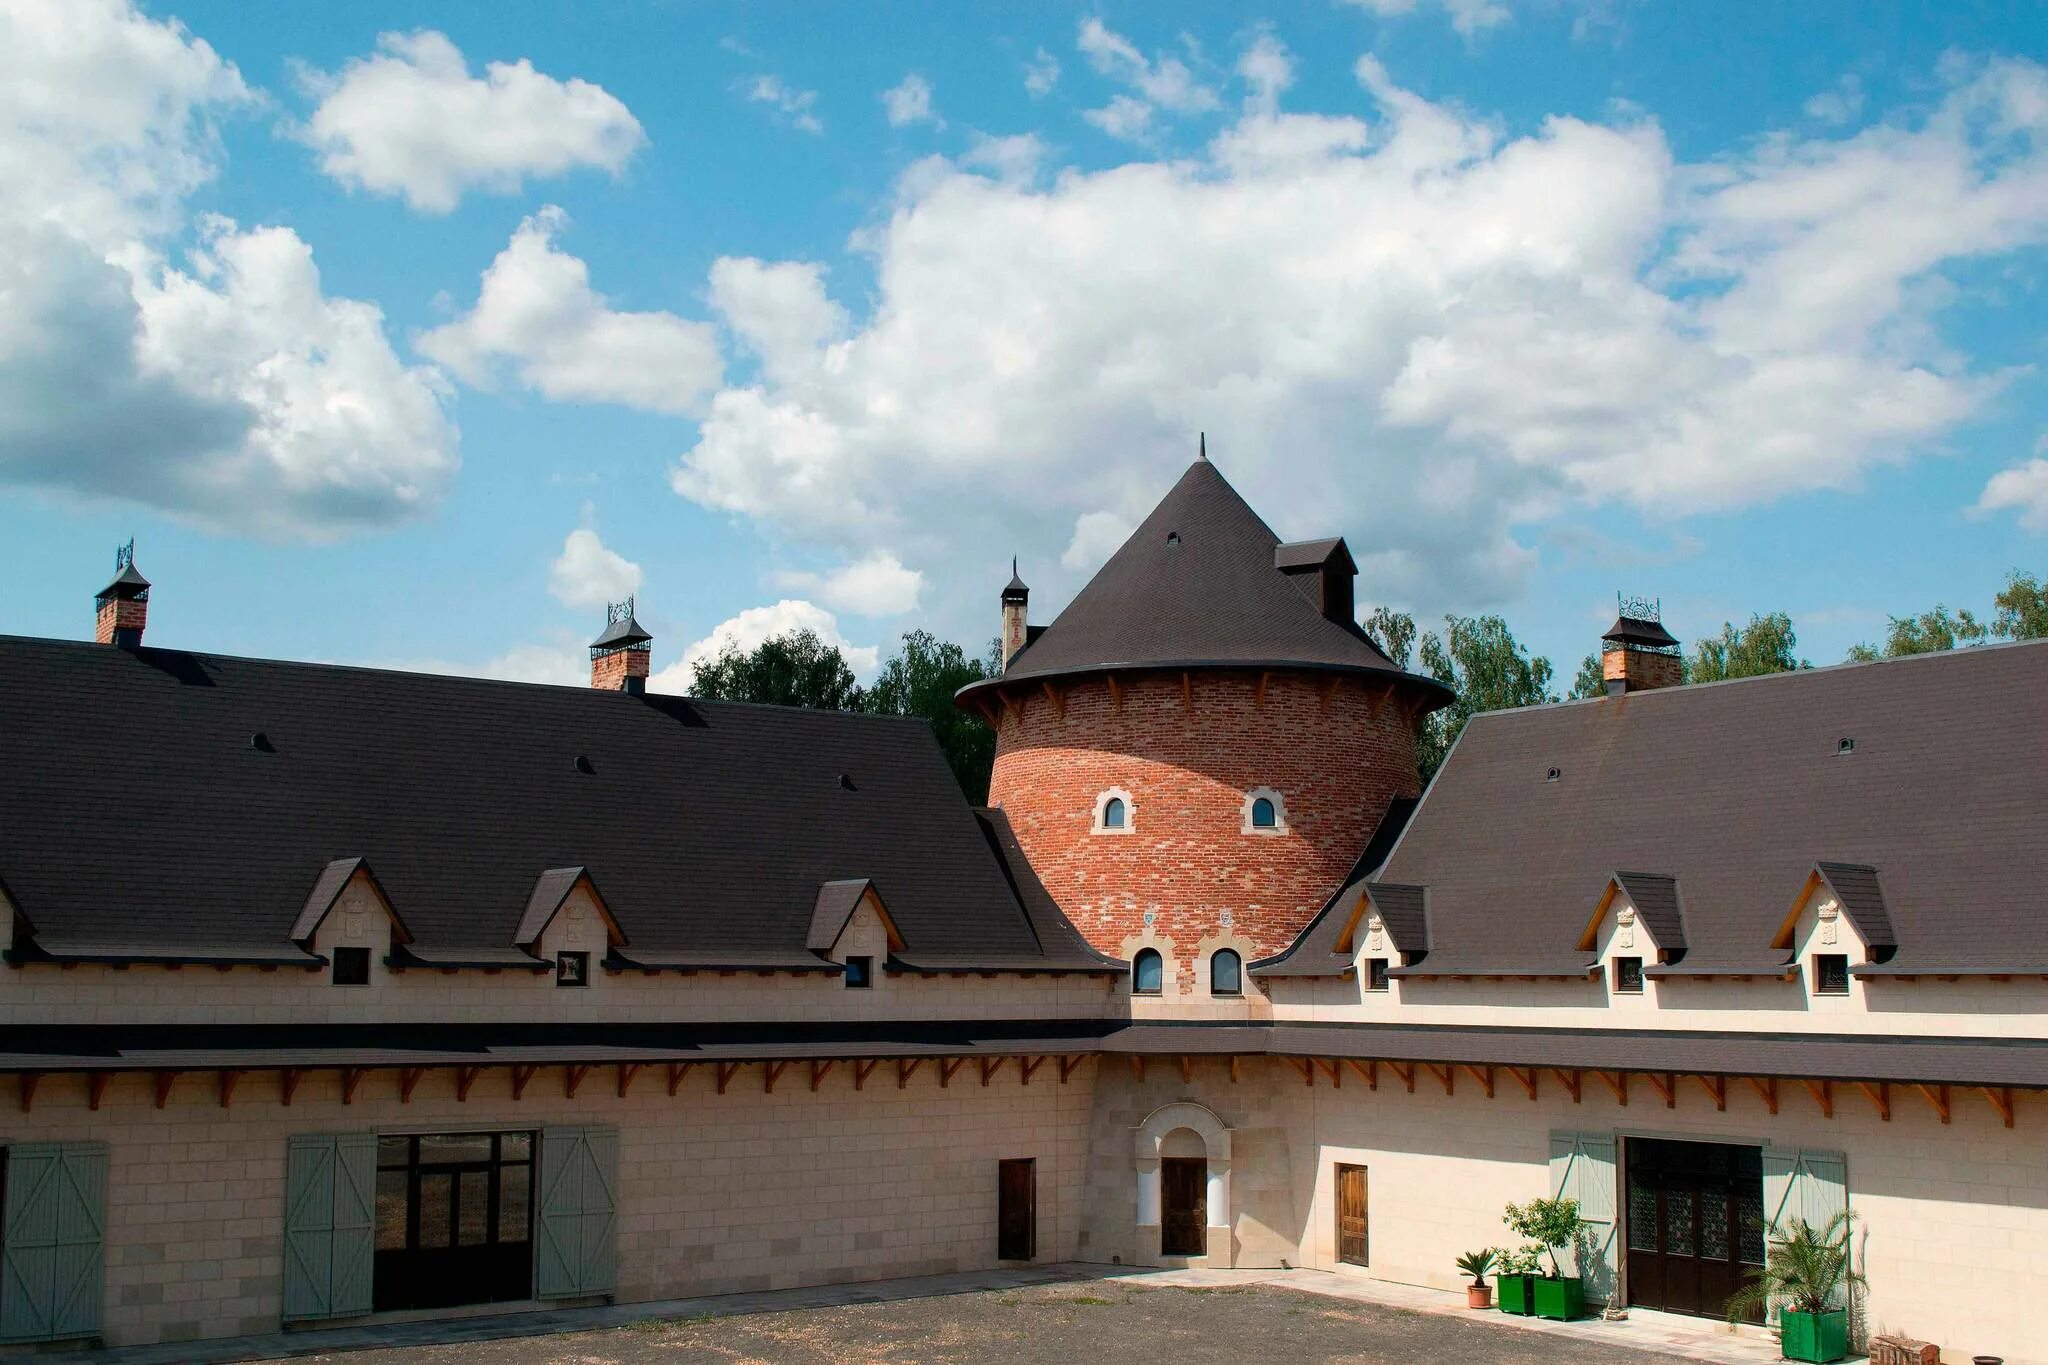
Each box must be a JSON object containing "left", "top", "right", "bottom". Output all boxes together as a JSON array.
[
  {"left": 1104, "top": 797, "right": 1126, "bottom": 828},
  {"left": 331, "top": 946, "right": 370, "bottom": 987},
  {"left": 844, "top": 955, "right": 873, "bottom": 989},
  {"left": 1251, "top": 798, "right": 1276, "bottom": 828},
  {"left": 1132, "top": 948, "right": 1163, "bottom": 996},
  {"left": 1242, "top": 787, "right": 1288, "bottom": 834},
  {"left": 556, "top": 951, "right": 589, "bottom": 987},
  {"left": 1211, "top": 949, "right": 1243, "bottom": 997},
  {"left": 1094, "top": 788, "right": 1135, "bottom": 835}
]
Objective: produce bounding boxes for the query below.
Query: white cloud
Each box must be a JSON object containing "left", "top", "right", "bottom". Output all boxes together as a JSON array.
[
  {"left": 669, "top": 52, "right": 2048, "bottom": 614},
  {"left": 743, "top": 74, "right": 822, "bottom": 133},
  {"left": 419, "top": 206, "right": 722, "bottom": 414},
  {"left": 653, "top": 599, "right": 879, "bottom": 692},
  {"left": 1025, "top": 48, "right": 1061, "bottom": 98},
  {"left": 0, "top": 0, "right": 457, "bottom": 539},
  {"left": 708, "top": 256, "right": 846, "bottom": 383},
  {"left": 549, "top": 524, "right": 643, "bottom": 610},
  {"left": 1804, "top": 74, "right": 1866, "bottom": 126},
  {"left": 386, "top": 638, "right": 589, "bottom": 688},
  {"left": 1237, "top": 32, "right": 1294, "bottom": 117},
  {"left": 1342, "top": 0, "right": 1513, "bottom": 37},
  {"left": 1084, "top": 95, "right": 1155, "bottom": 144},
  {"left": 962, "top": 132, "right": 1048, "bottom": 186},
  {"left": 294, "top": 30, "right": 644, "bottom": 214},
  {"left": 773, "top": 551, "right": 924, "bottom": 616},
  {"left": 1977, "top": 439, "right": 2048, "bottom": 531},
  {"left": 1062, "top": 511, "right": 1135, "bottom": 572},
  {"left": 882, "top": 73, "right": 937, "bottom": 128},
  {"left": 1077, "top": 19, "right": 1219, "bottom": 115}
]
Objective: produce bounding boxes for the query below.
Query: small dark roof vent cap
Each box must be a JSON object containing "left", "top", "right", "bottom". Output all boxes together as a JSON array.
[
  {"left": 1837, "top": 737, "right": 1855, "bottom": 754},
  {"left": 1546, "top": 767, "right": 1561, "bottom": 781},
  {"left": 838, "top": 773, "right": 857, "bottom": 791},
  {"left": 250, "top": 732, "right": 274, "bottom": 753},
  {"left": 574, "top": 754, "right": 595, "bottom": 774}
]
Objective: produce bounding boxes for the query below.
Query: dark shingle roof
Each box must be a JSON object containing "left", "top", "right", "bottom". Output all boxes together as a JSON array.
[
  {"left": 0, "top": 636, "right": 1107, "bottom": 970},
  {"left": 1613, "top": 872, "right": 1686, "bottom": 958},
  {"left": 960, "top": 460, "right": 1449, "bottom": 707},
  {"left": 1251, "top": 795, "right": 1417, "bottom": 977},
  {"left": 1354, "top": 641, "right": 2048, "bottom": 975},
  {"left": 1813, "top": 861, "right": 1896, "bottom": 951}
]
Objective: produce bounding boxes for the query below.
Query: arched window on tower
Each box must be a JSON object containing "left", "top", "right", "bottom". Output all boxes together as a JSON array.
[
  {"left": 1132, "top": 948, "right": 1163, "bottom": 996},
  {"left": 1104, "top": 797, "right": 1126, "bottom": 828},
  {"left": 1094, "top": 788, "right": 1135, "bottom": 835},
  {"left": 1211, "top": 949, "right": 1243, "bottom": 996},
  {"left": 1243, "top": 787, "right": 1287, "bottom": 834},
  {"left": 1251, "top": 798, "right": 1275, "bottom": 828}
]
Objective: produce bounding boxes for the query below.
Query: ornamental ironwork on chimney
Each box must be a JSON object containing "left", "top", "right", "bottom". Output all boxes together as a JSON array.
[
  {"left": 1601, "top": 593, "right": 1682, "bottom": 695},
  {"left": 94, "top": 539, "right": 150, "bottom": 648},
  {"left": 589, "top": 597, "right": 653, "bottom": 694}
]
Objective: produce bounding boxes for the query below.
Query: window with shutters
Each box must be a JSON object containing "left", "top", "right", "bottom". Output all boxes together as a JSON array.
[
  {"left": 282, "top": 1134, "right": 375, "bottom": 1323},
  {"left": 0, "top": 1143, "right": 107, "bottom": 1343},
  {"left": 536, "top": 1127, "right": 619, "bottom": 1299}
]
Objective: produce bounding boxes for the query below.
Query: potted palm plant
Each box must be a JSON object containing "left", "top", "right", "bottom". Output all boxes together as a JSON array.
[
  {"left": 1503, "top": 1196, "right": 1587, "bottom": 1321},
  {"left": 1494, "top": 1243, "right": 1541, "bottom": 1315},
  {"left": 1724, "top": 1211, "right": 1862, "bottom": 1364},
  {"left": 1456, "top": 1248, "right": 1497, "bottom": 1309}
]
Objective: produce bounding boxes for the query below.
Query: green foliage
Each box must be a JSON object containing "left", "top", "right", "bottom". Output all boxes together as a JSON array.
[
  {"left": 1363, "top": 605, "right": 1417, "bottom": 670},
  {"left": 1689, "top": 612, "right": 1808, "bottom": 683},
  {"left": 689, "top": 628, "right": 865, "bottom": 710},
  {"left": 1418, "top": 614, "right": 1558, "bottom": 782},
  {"left": 1455, "top": 1248, "right": 1497, "bottom": 1285},
  {"left": 864, "top": 630, "right": 1001, "bottom": 803},
  {"left": 1724, "top": 1212, "right": 1863, "bottom": 1324},
  {"left": 1495, "top": 1243, "right": 1545, "bottom": 1277},
  {"left": 1847, "top": 605, "right": 1986, "bottom": 662},
  {"left": 1994, "top": 570, "right": 2048, "bottom": 640},
  {"left": 1569, "top": 653, "right": 1605, "bottom": 700},
  {"left": 1502, "top": 1197, "right": 1584, "bottom": 1279}
]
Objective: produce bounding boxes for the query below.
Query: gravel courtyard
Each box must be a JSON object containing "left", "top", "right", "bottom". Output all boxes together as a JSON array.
[{"left": 281, "top": 1282, "right": 1713, "bottom": 1365}]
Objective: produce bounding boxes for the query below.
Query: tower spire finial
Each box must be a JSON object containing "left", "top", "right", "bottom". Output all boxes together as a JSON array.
[{"left": 1199, "top": 431, "right": 1207, "bottom": 461}]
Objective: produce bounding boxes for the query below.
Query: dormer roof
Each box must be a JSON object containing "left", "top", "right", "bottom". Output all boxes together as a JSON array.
[
  {"left": 805, "top": 878, "right": 905, "bottom": 956},
  {"left": 1772, "top": 861, "right": 1897, "bottom": 955},
  {"left": 1577, "top": 872, "right": 1686, "bottom": 959},
  {"left": 514, "top": 866, "right": 625, "bottom": 953},
  {"left": 290, "top": 857, "right": 411, "bottom": 947}
]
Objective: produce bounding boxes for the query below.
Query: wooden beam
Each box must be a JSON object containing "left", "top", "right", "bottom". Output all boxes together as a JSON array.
[
  {"left": 1040, "top": 682, "right": 1065, "bottom": 721},
  {"left": 1856, "top": 1080, "right": 1890, "bottom": 1121},
  {"left": 1020, "top": 1056, "right": 1046, "bottom": 1086},
  {"left": 810, "top": 1059, "right": 836, "bottom": 1092},
  {"left": 1283, "top": 1056, "right": 1313, "bottom": 1084},
  {"left": 763, "top": 1059, "right": 791, "bottom": 1094},
  {"left": 1551, "top": 1068, "right": 1582, "bottom": 1104},
  {"left": 1693, "top": 1074, "right": 1726, "bottom": 1112},
  {"left": 1180, "top": 671, "right": 1193, "bottom": 712},
  {"left": 715, "top": 1062, "right": 741, "bottom": 1095},
  {"left": 1255, "top": 672, "right": 1270, "bottom": 706},
  {"left": 1506, "top": 1066, "right": 1538, "bottom": 1101},
  {"left": 455, "top": 1066, "right": 482, "bottom": 1102},
  {"left": 1227, "top": 1054, "right": 1241, "bottom": 1084},
  {"left": 1913, "top": 1083, "right": 1950, "bottom": 1125},
  {"left": 1460, "top": 1064, "right": 1494, "bottom": 1098},
  {"left": 1422, "top": 1062, "right": 1454, "bottom": 1096},
  {"left": 897, "top": 1058, "right": 924, "bottom": 1090},
  {"left": 1319, "top": 677, "right": 1340, "bottom": 712},
  {"left": 152, "top": 1070, "right": 178, "bottom": 1110},
  {"left": 1315, "top": 1058, "right": 1342, "bottom": 1088},
  {"left": 397, "top": 1067, "right": 425, "bottom": 1104},
  {"left": 340, "top": 1067, "right": 367, "bottom": 1106},
  {"left": 88, "top": 1072, "right": 113, "bottom": 1112},
  {"left": 1106, "top": 674, "right": 1123, "bottom": 712},
  {"left": 1345, "top": 1059, "right": 1378, "bottom": 1091},
  {"left": 978, "top": 1056, "right": 1006, "bottom": 1087},
  {"left": 940, "top": 1057, "right": 968, "bottom": 1088},
  {"left": 1179, "top": 1056, "right": 1194, "bottom": 1085},
  {"left": 18, "top": 1072, "right": 39, "bottom": 1114},
  {"left": 1744, "top": 1075, "right": 1778, "bottom": 1116},
  {"left": 1365, "top": 682, "right": 1394, "bottom": 721},
  {"left": 1646, "top": 1072, "right": 1676, "bottom": 1109},
  {"left": 1982, "top": 1085, "right": 2015, "bottom": 1129},
  {"left": 853, "top": 1058, "right": 881, "bottom": 1091},
  {"left": 1803, "top": 1078, "right": 1834, "bottom": 1119},
  {"left": 511, "top": 1064, "right": 538, "bottom": 1100},
  {"left": 1059, "top": 1055, "right": 1085, "bottom": 1083},
  {"left": 1388, "top": 1061, "right": 1416, "bottom": 1093},
  {"left": 666, "top": 1062, "right": 693, "bottom": 1097},
  {"left": 1596, "top": 1070, "right": 1627, "bottom": 1106},
  {"left": 616, "top": 1063, "right": 644, "bottom": 1099},
  {"left": 565, "top": 1064, "right": 592, "bottom": 1099},
  {"left": 1127, "top": 1055, "right": 1145, "bottom": 1081}
]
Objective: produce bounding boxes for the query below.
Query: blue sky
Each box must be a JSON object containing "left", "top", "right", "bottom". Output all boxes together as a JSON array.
[{"left": 2, "top": 0, "right": 2044, "bottom": 688}]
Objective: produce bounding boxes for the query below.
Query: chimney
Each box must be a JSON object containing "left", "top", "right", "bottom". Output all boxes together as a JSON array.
[
  {"left": 1001, "top": 560, "right": 1030, "bottom": 669},
  {"left": 589, "top": 597, "right": 652, "bottom": 694},
  {"left": 1274, "top": 537, "right": 1358, "bottom": 630},
  {"left": 1601, "top": 594, "right": 1682, "bottom": 695},
  {"left": 94, "top": 539, "right": 150, "bottom": 648}
]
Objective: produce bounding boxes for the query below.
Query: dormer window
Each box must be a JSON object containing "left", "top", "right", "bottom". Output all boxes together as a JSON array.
[
  {"left": 1094, "top": 789, "right": 1135, "bottom": 835},
  {"left": 1813, "top": 953, "right": 1850, "bottom": 996},
  {"left": 844, "top": 955, "right": 873, "bottom": 989},
  {"left": 1132, "top": 948, "right": 1163, "bottom": 996},
  {"left": 1365, "top": 958, "right": 1390, "bottom": 992},
  {"left": 1242, "top": 787, "right": 1288, "bottom": 834},
  {"left": 331, "top": 946, "right": 370, "bottom": 987},
  {"left": 556, "top": 951, "right": 589, "bottom": 987},
  {"left": 1612, "top": 956, "right": 1644, "bottom": 994}
]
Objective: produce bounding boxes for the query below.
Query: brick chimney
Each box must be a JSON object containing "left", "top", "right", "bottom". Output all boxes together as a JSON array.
[
  {"left": 589, "top": 597, "right": 652, "bottom": 694},
  {"left": 1000, "top": 560, "right": 1030, "bottom": 670},
  {"left": 1601, "top": 594, "right": 1682, "bottom": 695},
  {"left": 94, "top": 539, "right": 150, "bottom": 648}
]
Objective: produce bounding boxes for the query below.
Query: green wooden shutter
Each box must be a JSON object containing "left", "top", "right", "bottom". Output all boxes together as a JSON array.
[
  {"left": 0, "top": 1141, "right": 108, "bottom": 1343},
  {"left": 282, "top": 1134, "right": 375, "bottom": 1322},
  {"left": 1763, "top": 1147, "right": 1847, "bottom": 1237},
  {"left": 1548, "top": 1131, "right": 1618, "bottom": 1304},
  {"left": 537, "top": 1127, "right": 618, "bottom": 1299}
]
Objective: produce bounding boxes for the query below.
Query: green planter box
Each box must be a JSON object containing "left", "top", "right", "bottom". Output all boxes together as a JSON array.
[
  {"left": 1496, "top": 1273, "right": 1534, "bottom": 1315},
  {"left": 1778, "top": 1308, "right": 1849, "bottom": 1363},
  {"left": 1532, "top": 1275, "right": 1584, "bottom": 1321}
]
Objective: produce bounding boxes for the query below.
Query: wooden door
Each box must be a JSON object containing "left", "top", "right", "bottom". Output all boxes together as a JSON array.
[
  {"left": 1335, "top": 1164, "right": 1369, "bottom": 1266},
  {"left": 1624, "top": 1139, "right": 1763, "bottom": 1321},
  {"left": 1160, "top": 1158, "right": 1207, "bottom": 1256},
  {"left": 997, "top": 1159, "right": 1035, "bottom": 1261}
]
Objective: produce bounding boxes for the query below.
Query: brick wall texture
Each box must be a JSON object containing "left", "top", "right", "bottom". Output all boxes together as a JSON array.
[{"left": 987, "top": 670, "right": 1421, "bottom": 970}]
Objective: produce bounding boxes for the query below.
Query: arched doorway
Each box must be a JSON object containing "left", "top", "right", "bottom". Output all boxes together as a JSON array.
[{"left": 1133, "top": 1102, "right": 1233, "bottom": 1266}]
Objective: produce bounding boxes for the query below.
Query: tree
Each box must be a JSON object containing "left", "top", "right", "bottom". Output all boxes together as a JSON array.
[
  {"left": 1569, "top": 654, "right": 1605, "bottom": 700},
  {"left": 687, "top": 628, "right": 864, "bottom": 710},
  {"left": 1846, "top": 605, "right": 1987, "bottom": 662},
  {"left": 1689, "top": 612, "right": 1807, "bottom": 683},
  {"left": 1363, "top": 606, "right": 1417, "bottom": 671},
  {"left": 864, "top": 631, "right": 1001, "bottom": 802},
  {"left": 1994, "top": 570, "right": 2048, "bottom": 640},
  {"left": 1416, "top": 614, "right": 1557, "bottom": 782}
]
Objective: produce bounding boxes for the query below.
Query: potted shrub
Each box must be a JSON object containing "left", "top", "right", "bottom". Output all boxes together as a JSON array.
[
  {"left": 1724, "top": 1212, "right": 1862, "bottom": 1364},
  {"left": 1504, "top": 1196, "right": 1587, "bottom": 1321},
  {"left": 1494, "top": 1244, "right": 1541, "bottom": 1315},
  {"left": 1456, "top": 1248, "right": 1497, "bottom": 1309}
]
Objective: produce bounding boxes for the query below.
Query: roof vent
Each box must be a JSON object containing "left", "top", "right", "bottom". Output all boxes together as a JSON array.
[
  {"left": 1165, "top": 531, "right": 1181, "bottom": 547},
  {"left": 574, "top": 755, "right": 595, "bottom": 774},
  {"left": 1837, "top": 737, "right": 1855, "bottom": 755},
  {"left": 1545, "top": 767, "right": 1561, "bottom": 782},
  {"left": 250, "top": 732, "right": 274, "bottom": 753},
  {"left": 838, "top": 773, "right": 857, "bottom": 792}
]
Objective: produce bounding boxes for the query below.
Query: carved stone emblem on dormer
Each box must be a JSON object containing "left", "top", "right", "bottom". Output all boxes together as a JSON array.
[
  {"left": 1616, "top": 903, "right": 1636, "bottom": 949},
  {"left": 1366, "top": 913, "right": 1385, "bottom": 953},
  {"left": 1817, "top": 897, "right": 1840, "bottom": 946}
]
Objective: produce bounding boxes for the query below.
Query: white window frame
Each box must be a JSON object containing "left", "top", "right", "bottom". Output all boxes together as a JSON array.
[
  {"left": 1093, "top": 787, "right": 1136, "bottom": 835},
  {"left": 1241, "top": 786, "right": 1288, "bottom": 835}
]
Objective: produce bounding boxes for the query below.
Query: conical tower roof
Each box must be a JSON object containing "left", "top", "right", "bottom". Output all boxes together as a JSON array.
[{"left": 961, "top": 459, "right": 1450, "bottom": 708}]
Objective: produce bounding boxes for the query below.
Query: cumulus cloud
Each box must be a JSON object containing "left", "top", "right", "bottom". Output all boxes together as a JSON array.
[
  {"left": 419, "top": 206, "right": 722, "bottom": 414},
  {"left": 962, "top": 133, "right": 1048, "bottom": 186},
  {"left": 743, "top": 74, "right": 822, "bottom": 133},
  {"left": 0, "top": 0, "right": 457, "bottom": 539},
  {"left": 773, "top": 551, "right": 924, "bottom": 616},
  {"left": 1024, "top": 48, "right": 1061, "bottom": 98},
  {"left": 1977, "top": 438, "right": 2048, "bottom": 531},
  {"left": 1078, "top": 19, "right": 1219, "bottom": 115},
  {"left": 653, "top": 599, "right": 879, "bottom": 691},
  {"left": 1342, "top": 0, "right": 1513, "bottom": 37},
  {"left": 1084, "top": 95, "right": 1156, "bottom": 144},
  {"left": 882, "top": 73, "right": 937, "bottom": 128},
  {"left": 708, "top": 257, "right": 846, "bottom": 382},
  {"left": 294, "top": 30, "right": 644, "bottom": 214},
  {"left": 384, "top": 637, "right": 589, "bottom": 688},
  {"left": 668, "top": 49, "right": 2048, "bottom": 614},
  {"left": 1062, "top": 511, "right": 1135, "bottom": 572},
  {"left": 549, "top": 524, "right": 643, "bottom": 610}
]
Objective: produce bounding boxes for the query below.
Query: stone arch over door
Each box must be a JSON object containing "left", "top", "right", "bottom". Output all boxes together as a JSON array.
[{"left": 1133, "top": 1101, "right": 1234, "bottom": 1266}]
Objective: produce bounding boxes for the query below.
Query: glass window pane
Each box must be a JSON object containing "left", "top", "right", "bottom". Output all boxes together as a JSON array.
[
  {"left": 376, "top": 1170, "right": 408, "bottom": 1251},
  {"left": 1103, "top": 797, "right": 1125, "bottom": 828},
  {"left": 457, "top": 1171, "right": 491, "bottom": 1246},
  {"left": 378, "top": 1135, "right": 412, "bottom": 1170},
  {"left": 498, "top": 1167, "right": 531, "bottom": 1244},
  {"left": 500, "top": 1132, "right": 532, "bottom": 1163},
  {"left": 417, "top": 1173, "right": 452, "bottom": 1248},
  {"left": 1251, "top": 798, "right": 1275, "bottom": 827},
  {"left": 1134, "top": 950, "right": 1162, "bottom": 994},
  {"left": 1212, "top": 950, "right": 1241, "bottom": 995},
  {"left": 420, "top": 1133, "right": 493, "bottom": 1166}
]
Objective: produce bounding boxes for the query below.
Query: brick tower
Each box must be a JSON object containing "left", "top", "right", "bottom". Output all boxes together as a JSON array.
[{"left": 957, "top": 454, "right": 1451, "bottom": 986}]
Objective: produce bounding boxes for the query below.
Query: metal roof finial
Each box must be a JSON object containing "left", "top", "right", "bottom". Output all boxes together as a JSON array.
[{"left": 1199, "top": 431, "right": 1207, "bottom": 461}]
